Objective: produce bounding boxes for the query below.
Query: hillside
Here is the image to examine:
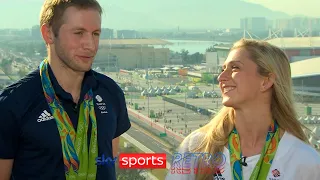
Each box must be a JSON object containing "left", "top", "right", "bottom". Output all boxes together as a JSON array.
[{"left": 0, "top": 0, "right": 292, "bottom": 29}]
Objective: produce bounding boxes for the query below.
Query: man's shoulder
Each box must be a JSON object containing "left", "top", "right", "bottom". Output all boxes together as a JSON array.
[
  {"left": 93, "top": 71, "right": 123, "bottom": 94},
  {"left": 0, "top": 69, "right": 41, "bottom": 106}
]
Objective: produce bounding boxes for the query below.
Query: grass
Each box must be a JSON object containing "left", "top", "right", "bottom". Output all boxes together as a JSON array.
[
  {"left": 8, "top": 75, "right": 19, "bottom": 81},
  {"left": 119, "top": 136, "right": 126, "bottom": 149},
  {"left": 150, "top": 169, "right": 168, "bottom": 180},
  {"left": 119, "top": 136, "right": 144, "bottom": 153}
]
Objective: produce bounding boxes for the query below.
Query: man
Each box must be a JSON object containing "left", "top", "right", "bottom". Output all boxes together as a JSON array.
[{"left": 0, "top": 0, "right": 131, "bottom": 179}]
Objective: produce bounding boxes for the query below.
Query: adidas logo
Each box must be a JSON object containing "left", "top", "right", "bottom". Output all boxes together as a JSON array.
[{"left": 37, "top": 110, "right": 54, "bottom": 122}]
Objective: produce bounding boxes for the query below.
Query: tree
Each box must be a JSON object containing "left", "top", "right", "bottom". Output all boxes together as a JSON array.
[
  {"left": 206, "top": 45, "right": 217, "bottom": 52},
  {"left": 18, "top": 67, "right": 29, "bottom": 78},
  {"left": 25, "top": 43, "right": 35, "bottom": 56},
  {"left": 189, "top": 52, "right": 203, "bottom": 64},
  {"left": 116, "top": 167, "right": 146, "bottom": 180},
  {"left": 35, "top": 42, "right": 47, "bottom": 58},
  {"left": 180, "top": 49, "right": 189, "bottom": 64},
  {"left": 1, "top": 58, "right": 13, "bottom": 74},
  {"left": 201, "top": 73, "right": 213, "bottom": 83},
  {"left": 14, "top": 45, "right": 25, "bottom": 53},
  {"left": 115, "top": 146, "right": 146, "bottom": 180},
  {"left": 39, "top": 43, "right": 47, "bottom": 57},
  {"left": 1, "top": 58, "right": 12, "bottom": 67}
]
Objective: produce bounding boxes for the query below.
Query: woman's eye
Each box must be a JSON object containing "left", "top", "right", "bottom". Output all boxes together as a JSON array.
[{"left": 232, "top": 66, "right": 239, "bottom": 69}]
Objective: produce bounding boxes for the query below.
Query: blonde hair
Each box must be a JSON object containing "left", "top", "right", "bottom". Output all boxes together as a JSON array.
[
  {"left": 182, "top": 39, "right": 309, "bottom": 180},
  {"left": 40, "top": 0, "right": 103, "bottom": 37}
]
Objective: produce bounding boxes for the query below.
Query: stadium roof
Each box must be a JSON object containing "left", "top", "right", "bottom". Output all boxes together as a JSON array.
[
  {"left": 99, "top": 39, "right": 173, "bottom": 46},
  {"left": 214, "top": 37, "right": 320, "bottom": 50},
  {"left": 267, "top": 37, "right": 320, "bottom": 49},
  {"left": 290, "top": 57, "right": 320, "bottom": 78}
]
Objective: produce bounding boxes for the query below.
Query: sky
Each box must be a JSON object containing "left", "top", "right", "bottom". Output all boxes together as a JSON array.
[
  {"left": 0, "top": 0, "right": 319, "bottom": 29},
  {"left": 244, "top": 0, "right": 319, "bottom": 17}
]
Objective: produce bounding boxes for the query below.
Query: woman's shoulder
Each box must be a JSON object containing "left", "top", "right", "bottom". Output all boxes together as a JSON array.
[
  {"left": 178, "top": 131, "right": 207, "bottom": 152},
  {"left": 281, "top": 132, "right": 320, "bottom": 163},
  {"left": 276, "top": 132, "right": 320, "bottom": 179}
]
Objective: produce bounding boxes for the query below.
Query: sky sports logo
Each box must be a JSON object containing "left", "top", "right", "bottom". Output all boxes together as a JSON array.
[
  {"left": 95, "top": 154, "right": 117, "bottom": 166},
  {"left": 96, "top": 153, "right": 166, "bottom": 169},
  {"left": 96, "top": 152, "right": 225, "bottom": 172}
]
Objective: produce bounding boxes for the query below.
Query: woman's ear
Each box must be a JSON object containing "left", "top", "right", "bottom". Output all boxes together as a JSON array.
[{"left": 261, "top": 73, "right": 275, "bottom": 92}]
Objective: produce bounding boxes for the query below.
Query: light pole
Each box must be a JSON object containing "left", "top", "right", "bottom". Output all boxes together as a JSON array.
[
  {"left": 147, "top": 81, "right": 150, "bottom": 118},
  {"left": 184, "top": 85, "right": 187, "bottom": 116},
  {"left": 212, "top": 74, "right": 215, "bottom": 103},
  {"left": 163, "top": 98, "right": 165, "bottom": 117},
  {"left": 147, "top": 65, "right": 150, "bottom": 119},
  {"left": 130, "top": 75, "right": 133, "bottom": 104},
  {"left": 184, "top": 85, "right": 187, "bottom": 134}
]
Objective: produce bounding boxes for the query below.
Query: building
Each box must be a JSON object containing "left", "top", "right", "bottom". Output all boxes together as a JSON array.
[
  {"left": 275, "top": 19, "right": 290, "bottom": 30},
  {"left": 117, "top": 30, "right": 140, "bottom": 39},
  {"left": 267, "top": 37, "right": 320, "bottom": 62},
  {"left": 100, "top": 28, "right": 114, "bottom": 39},
  {"left": 31, "top": 25, "right": 41, "bottom": 39},
  {"left": 275, "top": 17, "right": 320, "bottom": 30},
  {"left": 213, "top": 45, "right": 230, "bottom": 67},
  {"left": 240, "top": 17, "right": 267, "bottom": 32},
  {"left": 205, "top": 52, "right": 220, "bottom": 73},
  {"left": 94, "top": 39, "right": 172, "bottom": 71},
  {"left": 215, "top": 37, "right": 320, "bottom": 64},
  {"left": 290, "top": 57, "right": 320, "bottom": 95}
]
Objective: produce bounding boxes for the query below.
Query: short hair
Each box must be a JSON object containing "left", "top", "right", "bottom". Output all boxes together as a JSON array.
[{"left": 40, "top": 0, "right": 103, "bottom": 37}]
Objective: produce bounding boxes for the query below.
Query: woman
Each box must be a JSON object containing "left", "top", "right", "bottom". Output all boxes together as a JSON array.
[{"left": 166, "top": 39, "right": 320, "bottom": 180}]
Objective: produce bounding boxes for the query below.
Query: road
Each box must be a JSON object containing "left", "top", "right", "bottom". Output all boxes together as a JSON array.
[{"left": 126, "top": 121, "right": 174, "bottom": 166}]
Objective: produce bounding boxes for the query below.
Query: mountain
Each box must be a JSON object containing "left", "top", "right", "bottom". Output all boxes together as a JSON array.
[{"left": 0, "top": 0, "right": 293, "bottom": 29}]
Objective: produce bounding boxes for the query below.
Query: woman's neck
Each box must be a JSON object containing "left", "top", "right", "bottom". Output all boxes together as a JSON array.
[{"left": 233, "top": 107, "right": 273, "bottom": 156}]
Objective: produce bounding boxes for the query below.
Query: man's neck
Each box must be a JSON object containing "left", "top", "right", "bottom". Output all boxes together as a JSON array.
[{"left": 47, "top": 57, "right": 84, "bottom": 103}]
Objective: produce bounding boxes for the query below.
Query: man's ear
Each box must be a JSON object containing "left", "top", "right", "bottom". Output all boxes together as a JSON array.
[
  {"left": 261, "top": 73, "right": 276, "bottom": 92},
  {"left": 40, "top": 24, "right": 54, "bottom": 45}
]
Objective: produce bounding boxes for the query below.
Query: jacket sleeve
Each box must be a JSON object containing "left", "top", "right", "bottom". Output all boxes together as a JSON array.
[
  {"left": 114, "top": 91, "right": 131, "bottom": 138},
  {"left": 0, "top": 94, "right": 20, "bottom": 159}
]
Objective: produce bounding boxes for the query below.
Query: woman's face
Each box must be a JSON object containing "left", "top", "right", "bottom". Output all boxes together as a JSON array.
[{"left": 218, "top": 48, "right": 265, "bottom": 108}]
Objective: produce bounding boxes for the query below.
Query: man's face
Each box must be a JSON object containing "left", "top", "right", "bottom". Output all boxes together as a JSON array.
[{"left": 53, "top": 6, "right": 101, "bottom": 72}]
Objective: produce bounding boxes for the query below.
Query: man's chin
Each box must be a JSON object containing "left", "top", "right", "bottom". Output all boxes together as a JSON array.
[{"left": 71, "top": 66, "right": 92, "bottom": 73}]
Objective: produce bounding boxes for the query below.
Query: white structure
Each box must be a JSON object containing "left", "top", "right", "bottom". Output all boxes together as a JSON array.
[{"left": 205, "top": 52, "right": 220, "bottom": 73}]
